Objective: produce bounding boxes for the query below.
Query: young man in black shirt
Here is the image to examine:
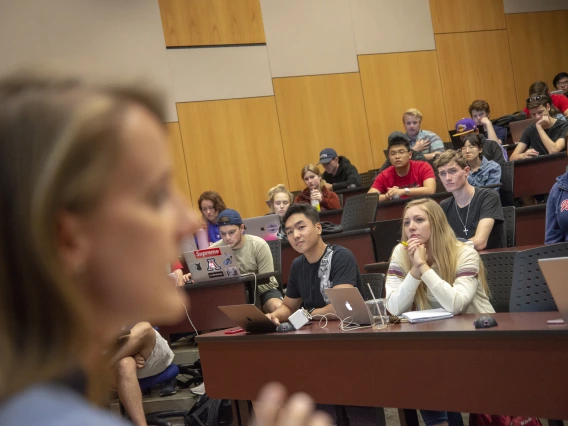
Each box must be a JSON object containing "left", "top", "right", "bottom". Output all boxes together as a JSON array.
[
  {"left": 435, "top": 150, "right": 505, "bottom": 251},
  {"left": 510, "top": 93, "right": 568, "bottom": 160},
  {"left": 266, "top": 204, "right": 363, "bottom": 325}
]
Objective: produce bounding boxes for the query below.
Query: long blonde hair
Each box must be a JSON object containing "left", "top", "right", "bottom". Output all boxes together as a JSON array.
[
  {"left": 300, "top": 164, "right": 327, "bottom": 191},
  {"left": 267, "top": 184, "right": 293, "bottom": 213},
  {"left": 399, "top": 198, "right": 489, "bottom": 309},
  {"left": 0, "top": 71, "right": 164, "bottom": 400}
]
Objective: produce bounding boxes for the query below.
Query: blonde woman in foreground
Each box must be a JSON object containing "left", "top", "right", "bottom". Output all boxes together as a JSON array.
[{"left": 0, "top": 71, "right": 330, "bottom": 426}]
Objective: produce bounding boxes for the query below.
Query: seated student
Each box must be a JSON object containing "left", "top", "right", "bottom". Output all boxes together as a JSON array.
[
  {"left": 469, "top": 99, "right": 507, "bottom": 146},
  {"left": 294, "top": 164, "right": 341, "bottom": 211},
  {"left": 461, "top": 133, "right": 501, "bottom": 190},
  {"left": 454, "top": 118, "right": 505, "bottom": 165},
  {"left": 213, "top": 209, "right": 283, "bottom": 313},
  {"left": 266, "top": 203, "right": 363, "bottom": 324},
  {"left": 319, "top": 148, "right": 362, "bottom": 190},
  {"left": 510, "top": 94, "right": 568, "bottom": 160},
  {"left": 110, "top": 322, "right": 175, "bottom": 426},
  {"left": 198, "top": 190, "right": 227, "bottom": 244},
  {"left": 385, "top": 198, "right": 494, "bottom": 426},
  {"left": 436, "top": 150, "right": 505, "bottom": 250},
  {"left": 553, "top": 72, "right": 568, "bottom": 97},
  {"left": 523, "top": 81, "right": 568, "bottom": 118},
  {"left": 368, "top": 132, "right": 436, "bottom": 202},
  {"left": 267, "top": 184, "right": 293, "bottom": 240},
  {"left": 545, "top": 167, "right": 568, "bottom": 244},
  {"left": 403, "top": 108, "right": 445, "bottom": 161}
]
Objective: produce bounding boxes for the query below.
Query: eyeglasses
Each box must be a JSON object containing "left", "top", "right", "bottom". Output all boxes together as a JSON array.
[
  {"left": 388, "top": 149, "right": 410, "bottom": 157},
  {"left": 526, "top": 94, "right": 548, "bottom": 102},
  {"left": 557, "top": 80, "right": 568, "bottom": 87},
  {"left": 461, "top": 146, "right": 476, "bottom": 152}
]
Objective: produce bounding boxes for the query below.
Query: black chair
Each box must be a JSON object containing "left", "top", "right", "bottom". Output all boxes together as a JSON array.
[
  {"left": 370, "top": 219, "right": 402, "bottom": 262},
  {"left": 360, "top": 170, "right": 378, "bottom": 187},
  {"left": 360, "top": 273, "right": 385, "bottom": 300},
  {"left": 500, "top": 161, "right": 514, "bottom": 207},
  {"left": 291, "top": 189, "right": 302, "bottom": 199},
  {"left": 266, "top": 239, "right": 283, "bottom": 294},
  {"left": 509, "top": 242, "right": 568, "bottom": 312},
  {"left": 502, "top": 206, "right": 516, "bottom": 248},
  {"left": 337, "top": 193, "right": 344, "bottom": 208},
  {"left": 480, "top": 252, "right": 516, "bottom": 313},
  {"left": 340, "top": 193, "right": 379, "bottom": 232}
]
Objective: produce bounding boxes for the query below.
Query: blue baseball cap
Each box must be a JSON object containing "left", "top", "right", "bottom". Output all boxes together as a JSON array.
[
  {"left": 454, "top": 118, "right": 477, "bottom": 137},
  {"left": 217, "top": 209, "right": 243, "bottom": 226},
  {"left": 318, "top": 148, "right": 338, "bottom": 164}
]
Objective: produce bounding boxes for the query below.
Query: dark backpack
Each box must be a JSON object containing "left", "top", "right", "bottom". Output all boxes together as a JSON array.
[
  {"left": 491, "top": 111, "right": 527, "bottom": 128},
  {"left": 185, "top": 394, "right": 233, "bottom": 426}
]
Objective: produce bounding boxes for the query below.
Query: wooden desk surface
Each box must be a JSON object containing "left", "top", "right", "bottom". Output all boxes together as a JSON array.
[
  {"left": 197, "top": 312, "right": 568, "bottom": 419},
  {"left": 513, "top": 152, "right": 567, "bottom": 198}
]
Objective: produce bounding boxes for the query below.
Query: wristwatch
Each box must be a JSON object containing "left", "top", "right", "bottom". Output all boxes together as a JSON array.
[{"left": 405, "top": 188, "right": 410, "bottom": 195}]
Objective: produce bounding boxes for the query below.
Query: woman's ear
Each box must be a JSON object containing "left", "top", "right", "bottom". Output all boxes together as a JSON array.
[{"left": 57, "top": 211, "right": 91, "bottom": 276}]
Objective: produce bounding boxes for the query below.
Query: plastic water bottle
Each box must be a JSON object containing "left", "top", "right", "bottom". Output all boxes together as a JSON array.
[{"left": 311, "top": 198, "right": 321, "bottom": 212}]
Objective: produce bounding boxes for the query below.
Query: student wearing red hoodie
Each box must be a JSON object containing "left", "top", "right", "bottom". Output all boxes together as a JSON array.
[{"left": 294, "top": 164, "right": 341, "bottom": 211}]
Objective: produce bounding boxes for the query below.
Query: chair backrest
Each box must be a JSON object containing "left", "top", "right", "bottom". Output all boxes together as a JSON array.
[
  {"left": 370, "top": 219, "right": 402, "bottom": 262},
  {"left": 360, "top": 273, "right": 385, "bottom": 300},
  {"left": 502, "top": 206, "right": 516, "bottom": 248},
  {"left": 337, "top": 193, "right": 344, "bottom": 208},
  {"left": 443, "top": 141, "right": 454, "bottom": 151},
  {"left": 480, "top": 251, "right": 516, "bottom": 313},
  {"left": 266, "top": 239, "right": 282, "bottom": 290},
  {"left": 509, "top": 242, "right": 568, "bottom": 312},
  {"left": 291, "top": 190, "right": 302, "bottom": 199},
  {"left": 499, "top": 161, "right": 514, "bottom": 207},
  {"left": 361, "top": 170, "right": 378, "bottom": 187},
  {"left": 340, "top": 193, "right": 379, "bottom": 231}
]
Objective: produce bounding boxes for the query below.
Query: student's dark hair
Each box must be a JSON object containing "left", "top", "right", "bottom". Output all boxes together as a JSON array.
[
  {"left": 388, "top": 136, "right": 410, "bottom": 151},
  {"left": 528, "top": 81, "right": 549, "bottom": 96},
  {"left": 282, "top": 203, "right": 320, "bottom": 228},
  {"left": 462, "top": 133, "right": 484, "bottom": 159},
  {"left": 468, "top": 100, "right": 490, "bottom": 116},
  {"left": 552, "top": 72, "right": 568, "bottom": 88}
]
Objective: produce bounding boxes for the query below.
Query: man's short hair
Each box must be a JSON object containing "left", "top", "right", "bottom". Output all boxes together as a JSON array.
[
  {"left": 388, "top": 136, "right": 411, "bottom": 152},
  {"left": 468, "top": 100, "right": 490, "bottom": 116},
  {"left": 434, "top": 150, "right": 468, "bottom": 170},
  {"left": 282, "top": 203, "right": 320, "bottom": 228},
  {"left": 526, "top": 93, "right": 552, "bottom": 110},
  {"left": 402, "top": 108, "right": 422, "bottom": 123}
]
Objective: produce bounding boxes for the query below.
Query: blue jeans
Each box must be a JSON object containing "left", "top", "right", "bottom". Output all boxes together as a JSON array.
[{"left": 420, "top": 410, "right": 464, "bottom": 426}]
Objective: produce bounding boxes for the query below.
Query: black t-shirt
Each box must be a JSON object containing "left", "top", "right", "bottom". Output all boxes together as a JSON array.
[
  {"left": 286, "top": 244, "right": 363, "bottom": 310},
  {"left": 440, "top": 188, "right": 505, "bottom": 249},
  {"left": 519, "top": 120, "right": 568, "bottom": 156},
  {"left": 480, "top": 134, "right": 505, "bottom": 165}
]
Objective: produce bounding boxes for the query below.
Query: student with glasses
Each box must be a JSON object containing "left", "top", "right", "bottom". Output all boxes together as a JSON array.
[
  {"left": 461, "top": 133, "right": 501, "bottom": 190},
  {"left": 522, "top": 81, "right": 568, "bottom": 118},
  {"left": 368, "top": 131, "right": 436, "bottom": 202},
  {"left": 510, "top": 93, "right": 568, "bottom": 161},
  {"left": 552, "top": 72, "right": 568, "bottom": 97},
  {"left": 436, "top": 150, "right": 505, "bottom": 251}
]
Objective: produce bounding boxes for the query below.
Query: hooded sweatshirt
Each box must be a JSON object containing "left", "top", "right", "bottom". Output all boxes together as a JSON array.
[
  {"left": 321, "top": 156, "right": 362, "bottom": 191},
  {"left": 545, "top": 172, "right": 568, "bottom": 244}
]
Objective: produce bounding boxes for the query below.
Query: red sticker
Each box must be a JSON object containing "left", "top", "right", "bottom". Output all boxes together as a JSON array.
[{"left": 195, "top": 248, "right": 221, "bottom": 259}]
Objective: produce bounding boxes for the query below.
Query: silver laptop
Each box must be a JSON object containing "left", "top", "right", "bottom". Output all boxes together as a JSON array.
[
  {"left": 183, "top": 246, "right": 240, "bottom": 283},
  {"left": 510, "top": 118, "right": 536, "bottom": 143},
  {"left": 325, "top": 287, "right": 372, "bottom": 325},
  {"left": 243, "top": 214, "right": 280, "bottom": 241},
  {"left": 538, "top": 257, "right": 568, "bottom": 324},
  {"left": 218, "top": 304, "right": 277, "bottom": 333},
  {"left": 180, "top": 234, "right": 198, "bottom": 253}
]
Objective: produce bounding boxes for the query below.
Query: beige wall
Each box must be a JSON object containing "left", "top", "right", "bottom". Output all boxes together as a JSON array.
[{"left": 1, "top": 0, "right": 565, "bottom": 216}]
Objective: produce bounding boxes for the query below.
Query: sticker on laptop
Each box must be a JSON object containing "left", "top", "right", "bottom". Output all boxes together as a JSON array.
[
  {"left": 225, "top": 267, "right": 239, "bottom": 277},
  {"left": 208, "top": 271, "right": 224, "bottom": 279},
  {"left": 206, "top": 258, "right": 222, "bottom": 271},
  {"left": 195, "top": 248, "right": 221, "bottom": 258},
  {"left": 223, "top": 254, "right": 233, "bottom": 265},
  {"left": 266, "top": 222, "right": 279, "bottom": 234}
]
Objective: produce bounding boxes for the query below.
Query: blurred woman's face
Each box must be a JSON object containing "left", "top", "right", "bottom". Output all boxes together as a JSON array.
[
  {"left": 70, "top": 105, "right": 196, "bottom": 333},
  {"left": 273, "top": 192, "right": 290, "bottom": 217}
]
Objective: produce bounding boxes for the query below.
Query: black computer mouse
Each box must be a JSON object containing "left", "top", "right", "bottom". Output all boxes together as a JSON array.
[
  {"left": 474, "top": 315, "right": 498, "bottom": 329},
  {"left": 276, "top": 322, "right": 296, "bottom": 333}
]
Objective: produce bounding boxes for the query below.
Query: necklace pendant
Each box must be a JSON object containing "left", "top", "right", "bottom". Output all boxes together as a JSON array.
[{"left": 464, "top": 228, "right": 468, "bottom": 235}]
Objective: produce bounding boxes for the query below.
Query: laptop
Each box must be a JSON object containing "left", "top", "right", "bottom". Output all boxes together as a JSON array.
[
  {"left": 183, "top": 246, "right": 240, "bottom": 283},
  {"left": 325, "top": 287, "right": 372, "bottom": 325},
  {"left": 510, "top": 118, "right": 536, "bottom": 143},
  {"left": 180, "top": 234, "right": 198, "bottom": 253},
  {"left": 538, "top": 257, "right": 568, "bottom": 324},
  {"left": 218, "top": 304, "right": 277, "bottom": 333},
  {"left": 243, "top": 214, "right": 280, "bottom": 241}
]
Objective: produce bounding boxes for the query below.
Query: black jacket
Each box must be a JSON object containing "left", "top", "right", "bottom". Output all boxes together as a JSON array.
[{"left": 322, "top": 156, "right": 361, "bottom": 190}]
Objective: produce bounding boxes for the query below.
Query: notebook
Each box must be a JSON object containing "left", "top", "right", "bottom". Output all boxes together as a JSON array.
[{"left": 402, "top": 308, "right": 454, "bottom": 323}]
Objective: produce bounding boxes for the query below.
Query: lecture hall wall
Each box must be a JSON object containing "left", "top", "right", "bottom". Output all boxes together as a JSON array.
[{"left": 1, "top": 0, "right": 568, "bottom": 217}]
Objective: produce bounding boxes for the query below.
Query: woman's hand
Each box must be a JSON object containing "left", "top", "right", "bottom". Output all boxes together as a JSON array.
[
  {"left": 310, "top": 189, "right": 322, "bottom": 202},
  {"left": 406, "top": 238, "right": 427, "bottom": 267}
]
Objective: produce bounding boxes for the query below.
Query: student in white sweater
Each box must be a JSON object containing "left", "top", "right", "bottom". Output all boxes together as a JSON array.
[{"left": 386, "top": 197, "right": 495, "bottom": 316}]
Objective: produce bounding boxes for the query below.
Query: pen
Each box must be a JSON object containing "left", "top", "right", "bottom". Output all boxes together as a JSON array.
[{"left": 400, "top": 241, "right": 409, "bottom": 247}]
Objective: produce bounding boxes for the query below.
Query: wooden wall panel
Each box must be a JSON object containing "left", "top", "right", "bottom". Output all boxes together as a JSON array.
[
  {"left": 429, "top": 0, "right": 505, "bottom": 34},
  {"left": 177, "top": 97, "right": 288, "bottom": 218},
  {"left": 436, "top": 30, "right": 518, "bottom": 129},
  {"left": 166, "top": 122, "right": 192, "bottom": 205},
  {"left": 507, "top": 11, "right": 568, "bottom": 111},
  {"left": 158, "top": 0, "right": 265, "bottom": 47},
  {"left": 358, "top": 51, "right": 448, "bottom": 167},
  {"left": 273, "top": 73, "right": 374, "bottom": 190}
]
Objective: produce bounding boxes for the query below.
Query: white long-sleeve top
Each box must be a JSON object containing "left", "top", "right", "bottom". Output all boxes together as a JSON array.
[{"left": 385, "top": 243, "right": 495, "bottom": 315}]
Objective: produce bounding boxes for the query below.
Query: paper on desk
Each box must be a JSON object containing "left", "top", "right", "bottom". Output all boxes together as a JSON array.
[{"left": 402, "top": 308, "right": 454, "bottom": 323}]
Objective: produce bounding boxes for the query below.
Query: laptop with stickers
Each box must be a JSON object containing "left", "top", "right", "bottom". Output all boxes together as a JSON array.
[
  {"left": 243, "top": 214, "right": 280, "bottom": 241},
  {"left": 183, "top": 246, "right": 241, "bottom": 283}
]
